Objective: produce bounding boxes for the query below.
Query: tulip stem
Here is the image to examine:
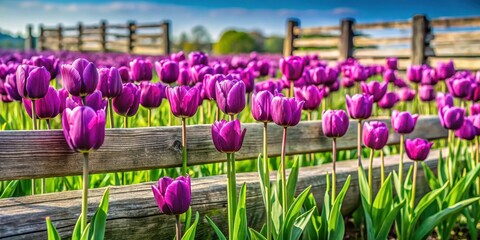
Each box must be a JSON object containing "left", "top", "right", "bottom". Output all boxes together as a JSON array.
[
  {"left": 263, "top": 122, "right": 272, "bottom": 240},
  {"left": 124, "top": 116, "right": 128, "bottom": 128},
  {"left": 41, "top": 178, "right": 46, "bottom": 194},
  {"left": 399, "top": 134, "right": 405, "bottom": 198},
  {"left": 368, "top": 148, "right": 374, "bottom": 201},
  {"left": 307, "top": 111, "right": 311, "bottom": 121},
  {"left": 289, "top": 81, "right": 294, "bottom": 98},
  {"left": 175, "top": 214, "right": 182, "bottom": 240},
  {"left": 32, "top": 99, "right": 37, "bottom": 130},
  {"left": 81, "top": 153, "right": 89, "bottom": 232},
  {"left": 281, "top": 127, "right": 288, "bottom": 219},
  {"left": 46, "top": 119, "right": 51, "bottom": 130},
  {"left": 181, "top": 118, "right": 187, "bottom": 175},
  {"left": 31, "top": 179, "right": 35, "bottom": 195},
  {"left": 476, "top": 136, "right": 480, "bottom": 196},
  {"left": 332, "top": 138, "right": 337, "bottom": 204},
  {"left": 410, "top": 161, "right": 418, "bottom": 211},
  {"left": 216, "top": 104, "right": 220, "bottom": 121},
  {"left": 357, "top": 120, "right": 363, "bottom": 167},
  {"left": 108, "top": 99, "right": 114, "bottom": 128},
  {"left": 448, "top": 130, "right": 454, "bottom": 188},
  {"left": 226, "top": 153, "right": 237, "bottom": 240},
  {"left": 381, "top": 149, "right": 385, "bottom": 185},
  {"left": 147, "top": 109, "right": 151, "bottom": 127}
]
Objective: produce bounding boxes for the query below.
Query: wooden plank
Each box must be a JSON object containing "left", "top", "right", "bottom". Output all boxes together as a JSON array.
[
  {"left": 339, "top": 19, "right": 355, "bottom": 60},
  {"left": 293, "top": 38, "right": 338, "bottom": 48},
  {"left": 0, "top": 149, "right": 444, "bottom": 239},
  {"left": 355, "top": 20, "right": 411, "bottom": 30},
  {"left": 431, "top": 16, "right": 480, "bottom": 28},
  {"left": 354, "top": 36, "right": 411, "bottom": 47},
  {"left": 354, "top": 48, "right": 411, "bottom": 58},
  {"left": 107, "top": 24, "right": 128, "bottom": 29},
  {"left": 430, "top": 57, "right": 480, "bottom": 70},
  {"left": 434, "top": 31, "right": 480, "bottom": 42},
  {"left": 136, "top": 23, "right": 163, "bottom": 29},
  {"left": 412, "top": 15, "right": 430, "bottom": 65},
  {"left": 358, "top": 58, "right": 411, "bottom": 70},
  {"left": 132, "top": 33, "right": 163, "bottom": 40},
  {"left": 284, "top": 19, "right": 299, "bottom": 57},
  {"left": 433, "top": 46, "right": 480, "bottom": 57},
  {"left": 295, "top": 26, "right": 339, "bottom": 36},
  {"left": 134, "top": 43, "right": 163, "bottom": 48},
  {"left": 0, "top": 117, "right": 446, "bottom": 181},
  {"left": 293, "top": 49, "right": 340, "bottom": 59}
]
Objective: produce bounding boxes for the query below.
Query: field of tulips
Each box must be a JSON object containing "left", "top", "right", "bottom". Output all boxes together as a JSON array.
[{"left": 0, "top": 49, "right": 479, "bottom": 240}]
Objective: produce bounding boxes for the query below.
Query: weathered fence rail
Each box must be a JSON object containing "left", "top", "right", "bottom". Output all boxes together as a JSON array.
[
  {"left": 25, "top": 20, "right": 171, "bottom": 55},
  {"left": 285, "top": 15, "right": 480, "bottom": 70}
]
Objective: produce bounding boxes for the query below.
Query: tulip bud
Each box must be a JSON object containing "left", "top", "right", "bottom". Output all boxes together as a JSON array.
[
  {"left": 471, "top": 103, "right": 480, "bottom": 115},
  {"left": 140, "top": 82, "right": 166, "bottom": 109},
  {"left": 211, "top": 119, "right": 247, "bottom": 153},
  {"left": 97, "top": 67, "right": 123, "bottom": 99},
  {"left": 58, "top": 88, "right": 69, "bottom": 113},
  {"left": 16, "top": 64, "right": 51, "bottom": 99},
  {"left": 436, "top": 93, "right": 454, "bottom": 110},
  {"left": 446, "top": 78, "right": 471, "bottom": 99},
  {"left": 188, "top": 51, "right": 208, "bottom": 66},
  {"left": 151, "top": 176, "right": 191, "bottom": 215},
  {"left": 405, "top": 138, "right": 433, "bottom": 161},
  {"left": 295, "top": 86, "right": 324, "bottom": 111},
  {"left": 67, "top": 90, "right": 107, "bottom": 111},
  {"left": 62, "top": 106, "right": 106, "bottom": 153},
  {"left": 407, "top": 65, "right": 423, "bottom": 83},
  {"left": 361, "top": 81, "right": 387, "bottom": 102},
  {"left": 112, "top": 83, "right": 141, "bottom": 117},
  {"left": 421, "top": 68, "right": 438, "bottom": 86},
  {"left": 391, "top": 110, "right": 419, "bottom": 134},
  {"left": 455, "top": 118, "right": 476, "bottom": 140},
  {"left": 322, "top": 110, "right": 349, "bottom": 138},
  {"left": 178, "top": 67, "right": 192, "bottom": 86},
  {"left": 191, "top": 65, "right": 214, "bottom": 84},
  {"left": 419, "top": 85, "right": 435, "bottom": 102},
  {"left": 436, "top": 60, "right": 455, "bottom": 80},
  {"left": 398, "top": 88, "right": 416, "bottom": 102},
  {"left": 280, "top": 56, "right": 304, "bottom": 81},
  {"left": 251, "top": 90, "right": 274, "bottom": 122},
  {"left": 363, "top": 121, "right": 389, "bottom": 150},
  {"left": 4, "top": 73, "right": 21, "bottom": 101},
  {"left": 310, "top": 66, "right": 326, "bottom": 85},
  {"left": 30, "top": 55, "right": 59, "bottom": 80},
  {"left": 61, "top": 58, "right": 98, "bottom": 97},
  {"left": 155, "top": 60, "right": 179, "bottom": 84},
  {"left": 130, "top": 59, "right": 153, "bottom": 82},
  {"left": 383, "top": 69, "right": 396, "bottom": 83},
  {"left": 239, "top": 68, "right": 255, "bottom": 93},
  {"left": 215, "top": 79, "right": 246, "bottom": 116},
  {"left": 346, "top": 94, "right": 373, "bottom": 119},
  {"left": 439, "top": 106, "right": 465, "bottom": 130},
  {"left": 469, "top": 114, "right": 480, "bottom": 136},
  {"left": 166, "top": 86, "right": 200, "bottom": 118},
  {"left": 23, "top": 86, "right": 60, "bottom": 119},
  {"left": 378, "top": 92, "right": 399, "bottom": 109},
  {"left": 386, "top": 57, "right": 398, "bottom": 70},
  {"left": 271, "top": 96, "right": 304, "bottom": 127},
  {"left": 118, "top": 66, "right": 131, "bottom": 83},
  {"left": 171, "top": 51, "right": 186, "bottom": 63}
]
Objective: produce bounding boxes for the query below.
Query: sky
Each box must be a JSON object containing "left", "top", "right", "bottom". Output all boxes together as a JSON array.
[{"left": 0, "top": 0, "right": 479, "bottom": 40}]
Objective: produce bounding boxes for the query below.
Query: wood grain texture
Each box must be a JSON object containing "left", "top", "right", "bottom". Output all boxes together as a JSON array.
[
  {"left": 294, "top": 26, "right": 340, "bottom": 36},
  {"left": 292, "top": 49, "right": 339, "bottom": 59},
  {"left": 354, "top": 36, "right": 411, "bottom": 47},
  {"left": 353, "top": 48, "right": 411, "bottom": 58},
  {"left": 0, "top": 149, "right": 445, "bottom": 239},
  {"left": 355, "top": 20, "right": 411, "bottom": 30},
  {"left": 0, "top": 117, "right": 447, "bottom": 181},
  {"left": 431, "top": 16, "right": 480, "bottom": 28},
  {"left": 293, "top": 38, "right": 339, "bottom": 48}
]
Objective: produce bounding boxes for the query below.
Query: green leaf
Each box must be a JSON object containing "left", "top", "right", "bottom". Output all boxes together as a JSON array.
[
  {"left": 72, "top": 213, "right": 83, "bottom": 240},
  {"left": 410, "top": 182, "right": 448, "bottom": 230},
  {"left": 182, "top": 212, "right": 199, "bottom": 240},
  {"left": 87, "top": 188, "right": 110, "bottom": 240},
  {"left": 249, "top": 228, "right": 267, "bottom": 240},
  {"left": 302, "top": 193, "right": 320, "bottom": 240},
  {"left": 281, "top": 186, "right": 312, "bottom": 240},
  {"left": 286, "top": 158, "right": 300, "bottom": 208},
  {"left": 357, "top": 167, "right": 374, "bottom": 240},
  {"left": 80, "top": 224, "right": 91, "bottom": 240},
  {"left": 257, "top": 154, "right": 267, "bottom": 209},
  {"left": 289, "top": 207, "right": 316, "bottom": 240},
  {"left": 413, "top": 197, "right": 480, "bottom": 240},
  {"left": 446, "top": 164, "right": 480, "bottom": 205},
  {"left": 205, "top": 215, "right": 227, "bottom": 240},
  {"left": 45, "top": 217, "right": 61, "bottom": 240},
  {"left": 328, "top": 175, "right": 350, "bottom": 240},
  {"left": 357, "top": 166, "right": 371, "bottom": 206},
  {"left": 271, "top": 187, "right": 282, "bottom": 239},
  {"left": 372, "top": 174, "right": 393, "bottom": 230},
  {"left": 183, "top": 207, "right": 193, "bottom": 231},
  {"left": 233, "top": 183, "right": 248, "bottom": 240},
  {"left": 0, "top": 180, "right": 18, "bottom": 198},
  {"left": 375, "top": 200, "right": 405, "bottom": 240},
  {"left": 421, "top": 162, "right": 441, "bottom": 191}
]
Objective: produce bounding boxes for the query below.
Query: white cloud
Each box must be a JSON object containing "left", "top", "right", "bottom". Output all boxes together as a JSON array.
[{"left": 332, "top": 7, "right": 356, "bottom": 15}]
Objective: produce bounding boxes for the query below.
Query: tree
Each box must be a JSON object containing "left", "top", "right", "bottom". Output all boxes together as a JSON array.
[
  {"left": 213, "top": 30, "right": 258, "bottom": 54},
  {"left": 263, "top": 36, "right": 284, "bottom": 53}
]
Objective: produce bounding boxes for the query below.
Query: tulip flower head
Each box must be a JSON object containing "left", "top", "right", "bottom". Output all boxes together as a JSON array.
[
  {"left": 436, "top": 93, "right": 454, "bottom": 110},
  {"left": 112, "top": 83, "right": 141, "bottom": 117},
  {"left": 446, "top": 77, "right": 471, "bottom": 99},
  {"left": 361, "top": 81, "right": 387, "bottom": 102},
  {"left": 23, "top": 86, "right": 61, "bottom": 119},
  {"left": 130, "top": 59, "right": 153, "bottom": 82},
  {"left": 280, "top": 56, "right": 304, "bottom": 81},
  {"left": 97, "top": 67, "right": 123, "bottom": 99},
  {"left": 378, "top": 92, "right": 399, "bottom": 109},
  {"left": 407, "top": 65, "right": 423, "bottom": 83},
  {"left": 251, "top": 90, "right": 274, "bottom": 122},
  {"left": 455, "top": 118, "right": 476, "bottom": 140},
  {"left": 471, "top": 104, "right": 480, "bottom": 115},
  {"left": 386, "top": 57, "right": 398, "bottom": 70},
  {"left": 62, "top": 105, "right": 106, "bottom": 153},
  {"left": 363, "top": 121, "right": 389, "bottom": 150},
  {"left": 439, "top": 106, "right": 465, "bottom": 130},
  {"left": 166, "top": 85, "right": 200, "bottom": 118},
  {"left": 67, "top": 90, "right": 107, "bottom": 111},
  {"left": 295, "top": 85, "right": 325, "bottom": 111},
  {"left": 398, "top": 87, "right": 416, "bottom": 102},
  {"left": 16, "top": 64, "right": 51, "bottom": 99},
  {"left": 4, "top": 73, "right": 21, "bottom": 101},
  {"left": 391, "top": 110, "right": 419, "bottom": 134},
  {"left": 346, "top": 94, "right": 373, "bottom": 120},
  {"left": 468, "top": 114, "right": 480, "bottom": 136},
  {"left": 419, "top": 85, "right": 435, "bottom": 102},
  {"left": 322, "top": 110, "right": 349, "bottom": 138},
  {"left": 155, "top": 60, "right": 179, "bottom": 84},
  {"left": 271, "top": 96, "right": 304, "bottom": 127},
  {"left": 211, "top": 119, "right": 247, "bottom": 153},
  {"left": 215, "top": 78, "right": 246, "bottom": 116},
  {"left": 405, "top": 138, "right": 433, "bottom": 161},
  {"left": 140, "top": 82, "right": 166, "bottom": 109},
  {"left": 151, "top": 176, "right": 191, "bottom": 215},
  {"left": 188, "top": 51, "right": 208, "bottom": 66},
  {"left": 61, "top": 58, "right": 99, "bottom": 97}
]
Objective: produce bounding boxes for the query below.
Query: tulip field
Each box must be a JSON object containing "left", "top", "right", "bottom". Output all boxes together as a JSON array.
[{"left": 0, "top": 49, "right": 479, "bottom": 240}]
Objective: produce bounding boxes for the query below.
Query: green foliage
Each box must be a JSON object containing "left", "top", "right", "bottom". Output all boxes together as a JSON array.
[
  {"left": 263, "top": 36, "right": 284, "bottom": 53},
  {"left": 213, "top": 30, "right": 257, "bottom": 54}
]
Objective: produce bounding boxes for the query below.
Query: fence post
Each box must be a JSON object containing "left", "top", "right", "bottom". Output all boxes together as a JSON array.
[
  {"left": 411, "top": 15, "right": 431, "bottom": 65},
  {"left": 38, "top": 25, "right": 45, "bottom": 51},
  {"left": 77, "top": 22, "right": 83, "bottom": 52},
  {"left": 284, "top": 18, "right": 299, "bottom": 57},
  {"left": 57, "top": 24, "right": 63, "bottom": 51},
  {"left": 161, "top": 21, "right": 171, "bottom": 55},
  {"left": 128, "top": 21, "right": 136, "bottom": 53},
  {"left": 100, "top": 20, "right": 107, "bottom": 52},
  {"left": 25, "top": 24, "right": 34, "bottom": 51},
  {"left": 339, "top": 18, "right": 355, "bottom": 61}
]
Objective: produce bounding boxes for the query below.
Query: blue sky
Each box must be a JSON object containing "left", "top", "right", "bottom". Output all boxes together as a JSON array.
[{"left": 0, "top": 0, "right": 479, "bottom": 40}]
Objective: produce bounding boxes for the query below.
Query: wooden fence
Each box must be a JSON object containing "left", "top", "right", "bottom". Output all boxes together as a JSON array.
[
  {"left": 0, "top": 116, "right": 448, "bottom": 239},
  {"left": 25, "top": 20, "right": 171, "bottom": 55},
  {"left": 285, "top": 15, "right": 480, "bottom": 70}
]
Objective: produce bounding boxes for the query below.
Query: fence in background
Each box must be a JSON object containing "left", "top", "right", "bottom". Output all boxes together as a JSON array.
[
  {"left": 285, "top": 15, "right": 480, "bottom": 70},
  {"left": 25, "top": 20, "right": 171, "bottom": 55}
]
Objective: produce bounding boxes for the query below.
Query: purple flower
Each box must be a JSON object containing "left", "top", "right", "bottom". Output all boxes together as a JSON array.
[
  {"left": 325, "top": 66, "right": 340, "bottom": 85},
  {"left": 151, "top": 176, "right": 191, "bottom": 215},
  {"left": 436, "top": 93, "right": 454, "bottom": 110},
  {"left": 446, "top": 77, "right": 471, "bottom": 99},
  {"left": 23, "top": 86, "right": 60, "bottom": 119},
  {"left": 466, "top": 82, "right": 480, "bottom": 102},
  {"left": 363, "top": 121, "right": 389, "bottom": 150},
  {"left": 310, "top": 66, "right": 326, "bottom": 85},
  {"left": 436, "top": 60, "right": 455, "bottom": 80},
  {"left": 295, "top": 85, "right": 324, "bottom": 111},
  {"left": 407, "top": 65, "right": 423, "bottom": 83},
  {"left": 16, "top": 64, "right": 51, "bottom": 99},
  {"left": 455, "top": 118, "right": 476, "bottom": 140},
  {"left": 398, "top": 88, "right": 416, "bottom": 102},
  {"left": 239, "top": 68, "right": 255, "bottom": 93},
  {"left": 471, "top": 104, "right": 480, "bottom": 115},
  {"left": 171, "top": 51, "right": 186, "bottom": 63},
  {"left": 256, "top": 60, "right": 270, "bottom": 77},
  {"left": 191, "top": 65, "right": 214, "bottom": 84},
  {"left": 251, "top": 90, "right": 274, "bottom": 122},
  {"left": 203, "top": 74, "right": 221, "bottom": 100},
  {"left": 351, "top": 65, "right": 368, "bottom": 82},
  {"left": 211, "top": 120, "right": 246, "bottom": 153},
  {"left": 405, "top": 138, "right": 433, "bottom": 161},
  {"left": 97, "top": 67, "right": 123, "bottom": 99},
  {"left": 60, "top": 58, "right": 98, "bottom": 97},
  {"left": 419, "top": 85, "right": 435, "bottom": 102},
  {"left": 378, "top": 92, "right": 399, "bottom": 109},
  {"left": 271, "top": 96, "right": 304, "bottom": 127},
  {"left": 322, "top": 110, "right": 349, "bottom": 138},
  {"left": 383, "top": 69, "right": 396, "bottom": 83},
  {"left": 118, "top": 66, "right": 131, "bottom": 83},
  {"left": 213, "top": 62, "right": 229, "bottom": 75},
  {"left": 255, "top": 79, "right": 282, "bottom": 94},
  {"left": 468, "top": 114, "right": 480, "bottom": 136},
  {"left": 62, "top": 106, "right": 106, "bottom": 153},
  {"left": 280, "top": 56, "right": 304, "bottom": 81},
  {"left": 58, "top": 88, "right": 69, "bottom": 113},
  {"left": 30, "top": 55, "right": 59, "bottom": 80},
  {"left": 112, "top": 83, "right": 141, "bottom": 117},
  {"left": 439, "top": 106, "right": 465, "bottom": 130},
  {"left": 421, "top": 68, "right": 438, "bottom": 86},
  {"left": 67, "top": 90, "right": 107, "bottom": 111},
  {"left": 391, "top": 110, "right": 419, "bottom": 134},
  {"left": 140, "top": 82, "right": 166, "bottom": 109},
  {"left": 361, "top": 81, "right": 387, "bottom": 102},
  {"left": 178, "top": 67, "right": 192, "bottom": 86},
  {"left": 215, "top": 79, "right": 246, "bottom": 115},
  {"left": 346, "top": 94, "right": 373, "bottom": 120},
  {"left": 166, "top": 86, "right": 200, "bottom": 118},
  {"left": 188, "top": 51, "right": 208, "bottom": 66},
  {"left": 155, "top": 60, "right": 179, "bottom": 84},
  {"left": 4, "top": 73, "right": 21, "bottom": 101},
  {"left": 386, "top": 57, "right": 398, "bottom": 70},
  {"left": 130, "top": 59, "right": 153, "bottom": 82}
]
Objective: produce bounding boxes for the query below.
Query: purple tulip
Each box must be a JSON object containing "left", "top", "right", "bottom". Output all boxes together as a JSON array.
[
  {"left": 436, "top": 60, "right": 455, "bottom": 80},
  {"left": 211, "top": 119, "right": 247, "bottom": 153},
  {"left": 271, "top": 96, "right": 304, "bottom": 127},
  {"left": 204, "top": 74, "right": 221, "bottom": 100},
  {"left": 155, "top": 60, "right": 179, "bottom": 84},
  {"left": 325, "top": 66, "right": 340, "bottom": 85},
  {"left": 378, "top": 92, "right": 399, "bottom": 109},
  {"left": 386, "top": 57, "right": 398, "bottom": 70},
  {"left": 295, "top": 85, "right": 324, "bottom": 111},
  {"left": 346, "top": 94, "right": 373, "bottom": 119},
  {"left": 58, "top": 88, "right": 69, "bottom": 113},
  {"left": 468, "top": 114, "right": 480, "bottom": 136},
  {"left": 97, "top": 67, "right": 123, "bottom": 99},
  {"left": 188, "top": 51, "right": 208, "bottom": 66},
  {"left": 322, "top": 110, "right": 349, "bottom": 138},
  {"left": 166, "top": 86, "right": 200, "bottom": 118},
  {"left": 255, "top": 79, "right": 282, "bottom": 94},
  {"left": 363, "top": 121, "right": 389, "bottom": 150},
  {"left": 178, "top": 67, "right": 192, "bottom": 86},
  {"left": 407, "top": 65, "right": 423, "bottom": 83},
  {"left": 280, "top": 56, "right": 304, "bottom": 81},
  {"left": 361, "top": 81, "right": 388, "bottom": 102},
  {"left": 466, "top": 82, "right": 480, "bottom": 102},
  {"left": 257, "top": 60, "right": 270, "bottom": 77},
  {"left": 23, "top": 86, "right": 60, "bottom": 119},
  {"left": 419, "top": 85, "right": 435, "bottom": 102},
  {"left": 436, "top": 93, "right": 454, "bottom": 110},
  {"left": 213, "top": 62, "right": 229, "bottom": 75},
  {"left": 67, "top": 90, "right": 107, "bottom": 111},
  {"left": 405, "top": 138, "right": 433, "bottom": 161},
  {"left": 130, "top": 59, "right": 153, "bottom": 82},
  {"left": 118, "top": 66, "right": 131, "bottom": 83},
  {"left": 62, "top": 106, "right": 106, "bottom": 153},
  {"left": 421, "top": 68, "right": 438, "bottom": 86},
  {"left": 439, "top": 106, "right": 465, "bottom": 130},
  {"left": 383, "top": 69, "right": 396, "bottom": 83},
  {"left": 171, "top": 51, "right": 186, "bottom": 63},
  {"left": 191, "top": 65, "right": 214, "bottom": 84},
  {"left": 446, "top": 78, "right": 471, "bottom": 99},
  {"left": 310, "top": 66, "right": 326, "bottom": 85},
  {"left": 391, "top": 110, "right": 419, "bottom": 134},
  {"left": 341, "top": 77, "right": 355, "bottom": 88},
  {"left": 30, "top": 55, "right": 59, "bottom": 80},
  {"left": 61, "top": 58, "right": 98, "bottom": 97},
  {"left": 4, "top": 73, "right": 21, "bottom": 101},
  {"left": 151, "top": 176, "right": 191, "bottom": 215},
  {"left": 16, "top": 64, "right": 51, "bottom": 99},
  {"left": 140, "top": 82, "right": 166, "bottom": 109},
  {"left": 239, "top": 68, "right": 255, "bottom": 93},
  {"left": 251, "top": 90, "right": 274, "bottom": 122},
  {"left": 351, "top": 65, "right": 368, "bottom": 82},
  {"left": 112, "top": 83, "right": 141, "bottom": 117},
  {"left": 215, "top": 79, "right": 246, "bottom": 115},
  {"left": 455, "top": 118, "right": 476, "bottom": 140},
  {"left": 394, "top": 78, "right": 409, "bottom": 88},
  {"left": 471, "top": 104, "right": 480, "bottom": 115},
  {"left": 398, "top": 88, "right": 416, "bottom": 102}
]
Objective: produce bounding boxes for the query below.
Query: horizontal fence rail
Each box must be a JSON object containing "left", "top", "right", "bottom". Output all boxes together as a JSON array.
[
  {"left": 0, "top": 148, "right": 445, "bottom": 239},
  {"left": 286, "top": 15, "right": 480, "bottom": 70},
  {"left": 0, "top": 116, "right": 446, "bottom": 181}
]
